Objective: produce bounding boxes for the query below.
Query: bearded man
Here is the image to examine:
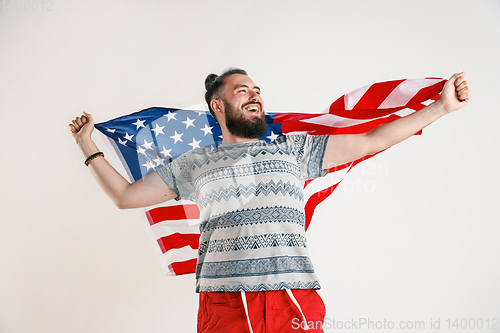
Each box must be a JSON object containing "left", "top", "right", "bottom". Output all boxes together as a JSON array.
[{"left": 69, "top": 68, "right": 470, "bottom": 332}]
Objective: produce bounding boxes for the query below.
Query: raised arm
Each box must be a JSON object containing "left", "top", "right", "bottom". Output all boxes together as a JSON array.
[
  {"left": 322, "top": 72, "right": 471, "bottom": 169},
  {"left": 69, "top": 112, "right": 177, "bottom": 209}
]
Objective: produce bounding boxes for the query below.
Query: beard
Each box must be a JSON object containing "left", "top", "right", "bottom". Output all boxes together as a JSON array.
[{"left": 223, "top": 99, "right": 267, "bottom": 139}]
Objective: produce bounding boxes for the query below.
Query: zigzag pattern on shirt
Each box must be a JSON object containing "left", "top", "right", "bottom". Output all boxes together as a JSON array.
[
  {"left": 197, "top": 280, "right": 321, "bottom": 293},
  {"left": 194, "top": 160, "right": 301, "bottom": 189},
  {"left": 189, "top": 136, "right": 291, "bottom": 168},
  {"left": 290, "top": 135, "right": 306, "bottom": 166},
  {"left": 196, "top": 255, "right": 315, "bottom": 279},
  {"left": 199, "top": 206, "right": 305, "bottom": 233},
  {"left": 305, "top": 135, "right": 329, "bottom": 178},
  {"left": 198, "top": 180, "right": 304, "bottom": 208},
  {"left": 199, "top": 233, "right": 307, "bottom": 255}
]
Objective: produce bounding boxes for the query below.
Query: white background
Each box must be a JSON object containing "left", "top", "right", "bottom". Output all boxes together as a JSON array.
[{"left": 1, "top": 1, "right": 499, "bottom": 332}]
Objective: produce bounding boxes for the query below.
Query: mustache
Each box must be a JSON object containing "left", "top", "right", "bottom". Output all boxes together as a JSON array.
[{"left": 242, "top": 101, "right": 262, "bottom": 109}]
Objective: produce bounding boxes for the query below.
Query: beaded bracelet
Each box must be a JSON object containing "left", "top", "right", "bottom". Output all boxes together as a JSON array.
[{"left": 85, "top": 152, "right": 104, "bottom": 166}]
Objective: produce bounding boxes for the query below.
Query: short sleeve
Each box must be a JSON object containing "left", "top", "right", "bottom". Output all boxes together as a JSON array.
[
  {"left": 286, "top": 134, "right": 329, "bottom": 180},
  {"left": 156, "top": 154, "right": 195, "bottom": 201}
]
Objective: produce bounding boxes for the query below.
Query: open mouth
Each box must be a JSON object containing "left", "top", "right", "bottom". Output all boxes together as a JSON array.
[{"left": 243, "top": 103, "right": 261, "bottom": 113}]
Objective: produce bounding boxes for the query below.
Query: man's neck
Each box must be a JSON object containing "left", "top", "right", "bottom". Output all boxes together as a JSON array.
[
  {"left": 221, "top": 129, "right": 260, "bottom": 144},
  {"left": 221, "top": 136, "right": 259, "bottom": 144}
]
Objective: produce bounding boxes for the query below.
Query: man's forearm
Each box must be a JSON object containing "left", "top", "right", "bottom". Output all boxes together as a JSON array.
[
  {"left": 76, "top": 137, "right": 133, "bottom": 208},
  {"left": 365, "top": 100, "right": 448, "bottom": 155}
]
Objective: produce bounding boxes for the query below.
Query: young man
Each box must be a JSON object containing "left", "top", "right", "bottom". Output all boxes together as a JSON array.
[{"left": 69, "top": 69, "right": 470, "bottom": 332}]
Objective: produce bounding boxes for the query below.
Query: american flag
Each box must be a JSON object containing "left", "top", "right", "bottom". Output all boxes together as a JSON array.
[{"left": 95, "top": 77, "right": 446, "bottom": 276}]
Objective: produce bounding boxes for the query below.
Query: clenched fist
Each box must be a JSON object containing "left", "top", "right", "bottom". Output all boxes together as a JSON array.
[
  {"left": 439, "top": 72, "right": 471, "bottom": 114},
  {"left": 69, "top": 111, "right": 95, "bottom": 144}
]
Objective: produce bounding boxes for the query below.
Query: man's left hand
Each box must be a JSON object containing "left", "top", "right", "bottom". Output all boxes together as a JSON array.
[{"left": 439, "top": 72, "right": 471, "bottom": 114}]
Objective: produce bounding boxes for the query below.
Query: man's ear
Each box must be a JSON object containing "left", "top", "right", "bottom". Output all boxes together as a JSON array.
[{"left": 211, "top": 99, "right": 223, "bottom": 114}]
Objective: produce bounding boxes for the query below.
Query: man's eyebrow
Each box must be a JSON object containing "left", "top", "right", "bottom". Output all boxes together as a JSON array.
[{"left": 234, "top": 84, "right": 261, "bottom": 91}]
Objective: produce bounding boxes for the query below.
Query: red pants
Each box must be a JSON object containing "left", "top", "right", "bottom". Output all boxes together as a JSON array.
[{"left": 197, "top": 289, "right": 326, "bottom": 333}]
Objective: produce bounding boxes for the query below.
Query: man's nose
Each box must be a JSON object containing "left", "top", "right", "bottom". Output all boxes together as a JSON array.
[{"left": 248, "top": 90, "right": 259, "bottom": 101}]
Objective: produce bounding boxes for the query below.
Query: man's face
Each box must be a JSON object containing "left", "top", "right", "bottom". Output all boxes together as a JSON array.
[{"left": 220, "top": 74, "right": 267, "bottom": 139}]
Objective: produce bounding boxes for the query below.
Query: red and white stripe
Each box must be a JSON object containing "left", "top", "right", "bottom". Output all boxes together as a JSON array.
[
  {"left": 142, "top": 201, "right": 200, "bottom": 276},
  {"left": 286, "top": 78, "right": 446, "bottom": 229}
]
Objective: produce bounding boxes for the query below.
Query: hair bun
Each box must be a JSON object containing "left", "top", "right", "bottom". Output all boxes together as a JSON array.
[{"left": 205, "top": 74, "right": 218, "bottom": 91}]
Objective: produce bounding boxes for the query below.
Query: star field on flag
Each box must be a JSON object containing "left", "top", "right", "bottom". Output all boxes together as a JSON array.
[{"left": 96, "top": 108, "right": 283, "bottom": 182}]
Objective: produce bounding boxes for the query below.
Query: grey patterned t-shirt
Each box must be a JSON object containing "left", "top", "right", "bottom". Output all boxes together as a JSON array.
[{"left": 157, "top": 134, "right": 329, "bottom": 292}]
